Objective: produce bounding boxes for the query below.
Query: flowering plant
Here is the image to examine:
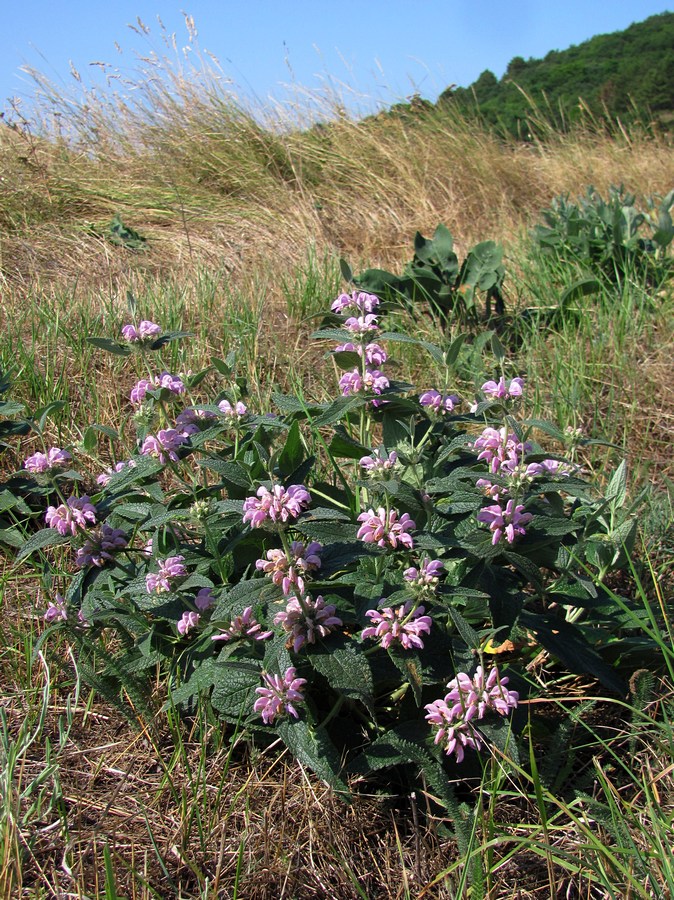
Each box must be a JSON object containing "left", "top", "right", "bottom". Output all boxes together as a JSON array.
[{"left": 20, "top": 289, "right": 641, "bottom": 803}]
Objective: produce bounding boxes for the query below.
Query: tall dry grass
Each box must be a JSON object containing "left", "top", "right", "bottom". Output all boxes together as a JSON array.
[{"left": 1, "top": 18, "right": 672, "bottom": 298}]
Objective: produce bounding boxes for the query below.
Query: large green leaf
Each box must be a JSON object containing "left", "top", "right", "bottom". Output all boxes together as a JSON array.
[
  {"left": 276, "top": 718, "right": 350, "bottom": 795},
  {"left": 308, "top": 640, "right": 375, "bottom": 715}
]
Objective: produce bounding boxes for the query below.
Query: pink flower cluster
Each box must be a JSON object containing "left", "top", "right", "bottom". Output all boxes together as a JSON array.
[
  {"left": 254, "top": 667, "right": 307, "bottom": 724},
  {"left": 255, "top": 540, "right": 322, "bottom": 595},
  {"left": 481, "top": 376, "right": 524, "bottom": 402},
  {"left": 146, "top": 556, "right": 187, "bottom": 594},
  {"left": 331, "top": 291, "right": 380, "bottom": 315},
  {"left": 218, "top": 399, "right": 247, "bottom": 419},
  {"left": 242, "top": 484, "right": 311, "bottom": 528},
  {"left": 477, "top": 499, "right": 533, "bottom": 545},
  {"left": 46, "top": 496, "right": 97, "bottom": 536},
  {"left": 24, "top": 447, "right": 71, "bottom": 474},
  {"left": 419, "top": 390, "right": 460, "bottom": 415},
  {"left": 362, "top": 601, "right": 432, "bottom": 650},
  {"left": 44, "top": 593, "right": 68, "bottom": 623},
  {"left": 177, "top": 610, "right": 200, "bottom": 635},
  {"left": 339, "top": 368, "right": 389, "bottom": 397},
  {"left": 97, "top": 459, "right": 135, "bottom": 486},
  {"left": 356, "top": 507, "right": 416, "bottom": 550},
  {"left": 403, "top": 558, "right": 444, "bottom": 588},
  {"left": 212, "top": 606, "right": 273, "bottom": 642},
  {"left": 473, "top": 426, "right": 532, "bottom": 476},
  {"left": 274, "top": 595, "right": 342, "bottom": 653},
  {"left": 425, "top": 666, "right": 519, "bottom": 763},
  {"left": 141, "top": 429, "right": 188, "bottom": 464},
  {"left": 121, "top": 320, "right": 161, "bottom": 343},
  {"left": 360, "top": 448, "right": 398, "bottom": 477},
  {"left": 75, "top": 524, "right": 128, "bottom": 567},
  {"left": 334, "top": 341, "right": 387, "bottom": 367},
  {"left": 130, "top": 372, "right": 185, "bottom": 406}
]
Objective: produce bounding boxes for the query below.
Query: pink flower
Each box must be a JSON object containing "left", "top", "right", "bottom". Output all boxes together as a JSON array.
[
  {"left": 343, "top": 314, "right": 380, "bottom": 334},
  {"left": 255, "top": 541, "right": 322, "bottom": 595},
  {"left": 254, "top": 667, "right": 307, "bottom": 724},
  {"left": 140, "top": 429, "right": 188, "bottom": 464},
  {"left": 419, "top": 390, "right": 460, "bottom": 415},
  {"left": 97, "top": 459, "right": 135, "bottom": 486},
  {"left": 273, "top": 595, "right": 342, "bottom": 653},
  {"left": 177, "top": 610, "right": 200, "bottom": 636},
  {"left": 360, "top": 448, "right": 398, "bottom": 477},
  {"left": 212, "top": 606, "right": 273, "bottom": 642},
  {"left": 356, "top": 507, "right": 416, "bottom": 550},
  {"left": 45, "top": 496, "right": 97, "bottom": 536},
  {"left": 218, "top": 399, "right": 248, "bottom": 419},
  {"left": 242, "top": 484, "right": 311, "bottom": 528},
  {"left": 75, "top": 524, "right": 128, "bottom": 567},
  {"left": 195, "top": 587, "right": 214, "bottom": 610},
  {"left": 43, "top": 593, "right": 68, "bottom": 623},
  {"left": 339, "top": 367, "right": 389, "bottom": 397},
  {"left": 145, "top": 555, "right": 187, "bottom": 593},
  {"left": 331, "top": 291, "right": 380, "bottom": 315},
  {"left": 334, "top": 342, "right": 388, "bottom": 366},
  {"left": 121, "top": 320, "right": 162, "bottom": 343},
  {"left": 361, "top": 601, "right": 432, "bottom": 650},
  {"left": 24, "top": 447, "right": 72, "bottom": 474},
  {"left": 481, "top": 376, "right": 524, "bottom": 401},
  {"left": 477, "top": 499, "right": 533, "bottom": 545},
  {"left": 425, "top": 666, "right": 518, "bottom": 762},
  {"left": 403, "top": 558, "right": 444, "bottom": 588},
  {"left": 473, "top": 426, "right": 531, "bottom": 475},
  {"left": 129, "top": 378, "right": 154, "bottom": 406}
]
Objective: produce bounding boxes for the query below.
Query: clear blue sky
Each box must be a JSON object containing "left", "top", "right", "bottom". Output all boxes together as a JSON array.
[{"left": 2, "top": 2, "right": 672, "bottom": 118}]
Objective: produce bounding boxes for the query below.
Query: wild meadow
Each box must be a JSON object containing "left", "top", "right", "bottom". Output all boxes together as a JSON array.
[{"left": 1, "top": 25, "right": 673, "bottom": 899}]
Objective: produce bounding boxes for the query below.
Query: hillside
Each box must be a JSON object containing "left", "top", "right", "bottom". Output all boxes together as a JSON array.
[{"left": 439, "top": 11, "right": 674, "bottom": 136}]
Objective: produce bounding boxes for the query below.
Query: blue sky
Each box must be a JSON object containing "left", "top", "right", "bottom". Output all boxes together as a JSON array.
[{"left": 2, "top": 2, "right": 672, "bottom": 118}]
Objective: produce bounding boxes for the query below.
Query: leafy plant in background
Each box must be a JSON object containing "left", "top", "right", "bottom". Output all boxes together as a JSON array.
[
  {"left": 532, "top": 185, "right": 674, "bottom": 289},
  {"left": 342, "top": 224, "right": 506, "bottom": 327},
  {"left": 14, "top": 285, "right": 652, "bottom": 807}
]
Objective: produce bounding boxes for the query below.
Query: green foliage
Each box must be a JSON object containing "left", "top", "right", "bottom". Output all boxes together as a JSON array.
[
  {"left": 9, "top": 253, "right": 652, "bottom": 810},
  {"left": 343, "top": 224, "right": 505, "bottom": 327},
  {"left": 107, "top": 214, "right": 147, "bottom": 251},
  {"left": 440, "top": 12, "right": 674, "bottom": 137}
]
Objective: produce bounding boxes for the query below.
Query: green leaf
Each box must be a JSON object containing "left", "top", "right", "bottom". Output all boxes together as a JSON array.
[
  {"left": 278, "top": 419, "right": 304, "bottom": 476},
  {"left": 327, "top": 426, "right": 370, "bottom": 460},
  {"left": 86, "top": 337, "right": 132, "bottom": 357},
  {"left": 210, "top": 661, "right": 262, "bottom": 720},
  {"left": 605, "top": 460, "right": 628, "bottom": 508},
  {"left": 308, "top": 641, "right": 375, "bottom": 714},
  {"left": 149, "top": 331, "right": 195, "bottom": 350},
  {"left": 17, "top": 528, "right": 70, "bottom": 560},
  {"left": 276, "top": 718, "right": 350, "bottom": 795}
]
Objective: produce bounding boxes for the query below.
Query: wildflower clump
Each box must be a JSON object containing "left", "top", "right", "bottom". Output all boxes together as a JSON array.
[{"left": 29, "top": 282, "right": 634, "bottom": 801}]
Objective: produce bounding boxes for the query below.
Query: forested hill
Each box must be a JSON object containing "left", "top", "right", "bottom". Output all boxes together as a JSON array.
[{"left": 438, "top": 11, "right": 674, "bottom": 136}]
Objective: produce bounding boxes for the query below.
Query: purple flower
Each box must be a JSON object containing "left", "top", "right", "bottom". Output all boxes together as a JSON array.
[
  {"left": 361, "top": 601, "right": 432, "bottom": 650},
  {"left": 254, "top": 667, "right": 307, "bottom": 724},
  {"left": 334, "top": 342, "right": 388, "bottom": 366},
  {"left": 419, "top": 389, "right": 460, "bottom": 415},
  {"left": 195, "top": 587, "right": 214, "bottom": 611},
  {"left": 24, "top": 447, "right": 72, "bottom": 474},
  {"left": 218, "top": 399, "right": 247, "bottom": 419},
  {"left": 477, "top": 499, "right": 533, "bottom": 545},
  {"left": 360, "top": 448, "right": 398, "bottom": 477},
  {"left": 339, "top": 367, "right": 389, "bottom": 397},
  {"left": 177, "top": 610, "right": 200, "bottom": 636},
  {"left": 97, "top": 459, "right": 135, "bottom": 487},
  {"left": 121, "top": 320, "right": 162, "bottom": 343},
  {"left": 75, "top": 524, "right": 128, "bottom": 567},
  {"left": 343, "top": 314, "right": 380, "bottom": 334},
  {"left": 331, "top": 291, "right": 380, "bottom": 315},
  {"left": 45, "top": 496, "right": 97, "bottom": 536},
  {"left": 140, "top": 429, "right": 188, "bottom": 464},
  {"left": 356, "top": 507, "right": 416, "bottom": 550},
  {"left": 43, "top": 593, "right": 68, "bottom": 623},
  {"left": 242, "top": 484, "right": 311, "bottom": 528},
  {"left": 255, "top": 541, "right": 322, "bottom": 595},
  {"left": 525, "top": 459, "right": 571, "bottom": 478},
  {"left": 473, "top": 426, "right": 531, "bottom": 475},
  {"left": 145, "top": 555, "right": 187, "bottom": 594},
  {"left": 212, "top": 606, "right": 273, "bottom": 642},
  {"left": 129, "top": 378, "right": 154, "bottom": 406},
  {"left": 274, "top": 595, "right": 343, "bottom": 653},
  {"left": 156, "top": 371, "right": 186, "bottom": 395},
  {"left": 425, "top": 666, "right": 518, "bottom": 762},
  {"left": 403, "top": 558, "right": 444, "bottom": 588},
  {"left": 480, "top": 376, "right": 524, "bottom": 401}
]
